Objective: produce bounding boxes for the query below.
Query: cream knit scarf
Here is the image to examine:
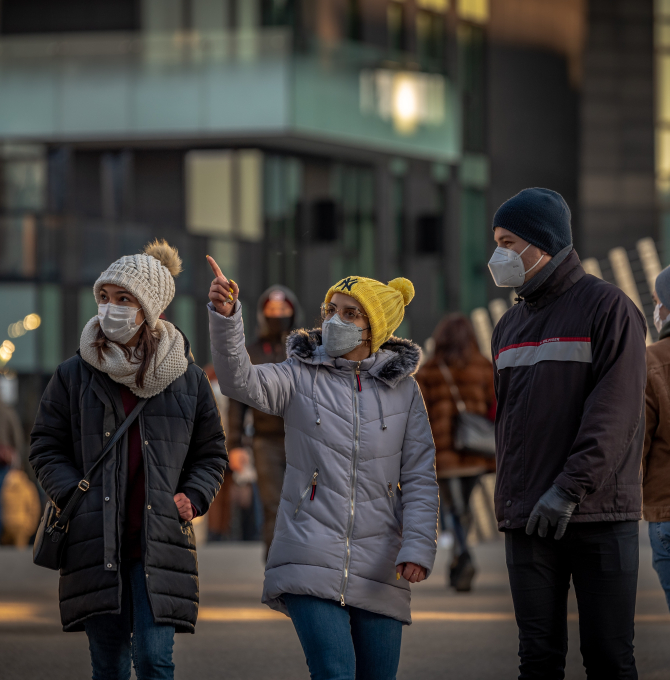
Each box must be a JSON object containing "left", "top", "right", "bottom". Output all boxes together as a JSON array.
[{"left": 79, "top": 317, "right": 188, "bottom": 398}]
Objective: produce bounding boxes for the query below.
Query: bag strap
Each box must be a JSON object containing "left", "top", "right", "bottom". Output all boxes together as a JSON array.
[
  {"left": 55, "top": 398, "right": 147, "bottom": 529},
  {"left": 437, "top": 360, "right": 467, "bottom": 414}
]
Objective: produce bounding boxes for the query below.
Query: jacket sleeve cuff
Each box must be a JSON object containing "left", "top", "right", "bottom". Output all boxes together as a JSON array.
[
  {"left": 207, "top": 300, "right": 241, "bottom": 319},
  {"left": 182, "top": 487, "right": 209, "bottom": 517},
  {"left": 552, "top": 474, "right": 586, "bottom": 503}
]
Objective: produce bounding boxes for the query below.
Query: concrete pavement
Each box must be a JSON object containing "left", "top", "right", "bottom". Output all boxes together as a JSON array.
[{"left": 0, "top": 528, "right": 669, "bottom": 679}]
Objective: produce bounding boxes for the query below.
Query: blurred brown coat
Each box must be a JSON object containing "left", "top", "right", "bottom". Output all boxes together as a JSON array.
[
  {"left": 416, "top": 353, "right": 496, "bottom": 478},
  {"left": 643, "top": 332, "right": 670, "bottom": 521}
]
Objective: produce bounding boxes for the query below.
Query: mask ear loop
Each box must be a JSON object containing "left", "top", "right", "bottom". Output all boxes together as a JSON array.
[{"left": 523, "top": 251, "right": 545, "bottom": 276}]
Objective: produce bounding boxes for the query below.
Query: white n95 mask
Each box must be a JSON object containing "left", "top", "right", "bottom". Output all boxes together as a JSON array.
[
  {"left": 654, "top": 303, "right": 667, "bottom": 333},
  {"left": 488, "top": 244, "right": 544, "bottom": 288},
  {"left": 98, "top": 303, "right": 144, "bottom": 344}
]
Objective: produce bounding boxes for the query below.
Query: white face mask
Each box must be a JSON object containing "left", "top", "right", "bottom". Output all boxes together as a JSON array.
[
  {"left": 98, "top": 303, "right": 144, "bottom": 344},
  {"left": 488, "top": 243, "right": 545, "bottom": 288},
  {"left": 654, "top": 303, "right": 668, "bottom": 333}
]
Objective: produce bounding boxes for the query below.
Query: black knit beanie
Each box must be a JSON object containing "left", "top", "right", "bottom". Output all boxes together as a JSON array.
[{"left": 493, "top": 188, "right": 572, "bottom": 257}]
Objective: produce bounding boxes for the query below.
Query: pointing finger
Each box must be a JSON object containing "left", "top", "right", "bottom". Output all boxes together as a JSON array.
[{"left": 206, "top": 255, "right": 226, "bottom": 282}]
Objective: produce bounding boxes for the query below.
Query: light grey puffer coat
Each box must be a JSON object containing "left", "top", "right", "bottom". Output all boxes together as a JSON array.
[{"left": 209, "top": 303, "right": 438, "bottom": 624}]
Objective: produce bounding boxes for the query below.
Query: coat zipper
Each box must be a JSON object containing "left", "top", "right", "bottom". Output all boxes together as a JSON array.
[
  {"left": 294, "top": 469, "right": 319, "bottom": 517},
  {"left": 140, "top": 414, "right": 158, "bottom": 622},
  {"left": 339, "top": 366, "right": 361, "bottom": 606}
]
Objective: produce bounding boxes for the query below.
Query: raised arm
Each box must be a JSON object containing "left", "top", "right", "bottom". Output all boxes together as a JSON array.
[{"left": 207, "top": 256, "right": 296, "bottom": 417}]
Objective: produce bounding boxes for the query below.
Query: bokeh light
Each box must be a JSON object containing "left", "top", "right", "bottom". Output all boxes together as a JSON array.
[{"left": 23, "top": 314, "right": 41, "bottom": 330}]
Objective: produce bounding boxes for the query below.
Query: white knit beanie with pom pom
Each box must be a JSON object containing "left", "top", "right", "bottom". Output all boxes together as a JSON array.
[{"left": 93, "top": 239, "right": 183, "bottom": 328}]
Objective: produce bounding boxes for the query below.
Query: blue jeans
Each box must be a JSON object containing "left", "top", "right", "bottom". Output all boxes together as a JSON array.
[
  {"left": 284, "top": 593, "right": 403, "bottom": 680},
  {"left": 85, "top": 561, "right": 175, "bottom": 680},
  {"left": 649, "top": 521, "right": 670, "bottom": 611}
]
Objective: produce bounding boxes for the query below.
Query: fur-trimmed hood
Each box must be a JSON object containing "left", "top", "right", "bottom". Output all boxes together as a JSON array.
[{"left": 286, "top": 327, "right": 421, "bottom": 388}]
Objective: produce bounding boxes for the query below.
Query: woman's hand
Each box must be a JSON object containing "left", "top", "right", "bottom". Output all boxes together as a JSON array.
[
  {"left": 396, "top": 562, "right": 427, "bottom": 584},
  {"left": 207, "top": 255, "right": 239, "bottom": 318},
  {"left": 173, "top": 492, "right": 194, "bottom": 521}
]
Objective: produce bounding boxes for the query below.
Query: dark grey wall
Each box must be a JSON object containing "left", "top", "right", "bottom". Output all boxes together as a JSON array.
[
  {"left": 579, "top": 0, "right": 656, "bottom": 258},
  {"left": 488, "top": 43, "right": 580, "bottom": 249}
]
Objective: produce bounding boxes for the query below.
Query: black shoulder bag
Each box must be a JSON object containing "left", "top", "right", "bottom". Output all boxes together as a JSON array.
[
  {"left": 437, "top": 360, "right": 496, "bottom": 459},
  {"left": 33, "top": 398, "right": 147, "bottom": 571}
]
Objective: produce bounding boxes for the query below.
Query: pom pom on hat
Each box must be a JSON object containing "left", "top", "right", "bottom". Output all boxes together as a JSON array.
[
  {"left": 93, "top": 240, "right": 182, "bottom": 328},
  {"left": 144, "top": 239, "right": 183, "bottom": 277},
  {"left": 325, "top": 275, "right": 415, "bottom": 352},
  {"left": 388, "top": 278, "right": 414, "bottom": 306}
]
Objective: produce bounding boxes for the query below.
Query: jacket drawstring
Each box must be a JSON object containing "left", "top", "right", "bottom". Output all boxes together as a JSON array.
[
  {"left": 312, "top": 364, "right": 321, "bottom": 425},
  {"left": 372, "top": 379, "right": 387, "bottom": 430}
]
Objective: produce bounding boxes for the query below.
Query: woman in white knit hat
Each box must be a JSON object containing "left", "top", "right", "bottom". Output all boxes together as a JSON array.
[{"left": 30, "top": 240, "right": 227, "bottom": 680}]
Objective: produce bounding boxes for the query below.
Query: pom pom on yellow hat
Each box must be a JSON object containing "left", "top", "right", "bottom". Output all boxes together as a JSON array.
[{"left": 324, "top": 276, "right": 415, "bottom": 353}]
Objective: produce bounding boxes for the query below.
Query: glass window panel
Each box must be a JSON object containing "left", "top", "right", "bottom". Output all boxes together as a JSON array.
[
  {"left": 0, "top": 283, "right": 38, "bottom": 372},
  {"left": 238, "top": 150, "right": 264, "bottom": 242},
  {"left": 418, "top": 0, "right": 449, "bottom": 11},
  {"left": 388, "top": 2, "right": 406, "bottom": 52},
  {"left": 171, "top": 296, "right": 197, "bottom": 358},
  {"left": 185, "top": 151, "right": 234, "bottom": 236},
  {"left": 657, "top": 129, "right": 670, "bottom": 178},
  {"left": 1, "top": 155, "right": 46, "bottom": 212},
  {"left": 657, "top": 0, "right": 670, "bottom": 18},
  {"left": 659, "top": 56, "right": 670, "bottom": 124},
  {"left": 460, "top": 188, "right": 488, "bottom": 312},
  {"left": 209, "top": 237, "right": 239, "bottom": 285},
  {"left": 78, "top": 287, "right": 99, "bottom": 332},
  {"left": 656, "top": 21, "right": 670, "bottom": 48},
  {"left": 458, "top": 0, "right": 489, "bottom": 23},
  {"left": 40, "top": 285, "right": 62, "bottom": 373},
  {"left": 0, "top": 215, "right": 36, "bottom": 278}
]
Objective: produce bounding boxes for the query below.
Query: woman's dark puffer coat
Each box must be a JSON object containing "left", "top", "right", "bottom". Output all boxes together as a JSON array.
[{"left": 29, "top": 344, "right": 227, "bottom": 633}]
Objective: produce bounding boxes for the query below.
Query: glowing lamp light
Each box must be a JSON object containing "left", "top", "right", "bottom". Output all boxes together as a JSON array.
[
  {"left": 23, "top": 314, "right": 41, "bottom": 330},
  {"left": 0, "top": 347, "right": 11, "bottom": 363},
  {"left": 392, "top": 74, "right": 419, "bottom": 135},
  {"left": 1, "top": 341, "right": 15, "bottom": 354}
]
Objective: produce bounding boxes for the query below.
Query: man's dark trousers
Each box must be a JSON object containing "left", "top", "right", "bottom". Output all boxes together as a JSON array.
[{"left": 506, "top": 521, "right": 639, "bottom": 680}]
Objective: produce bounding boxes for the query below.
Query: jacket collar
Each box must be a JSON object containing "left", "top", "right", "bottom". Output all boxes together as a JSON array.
[
  {"left": 517, "top": 249, "right": 585, "bottom": 310},
  {"left": 286, "top": 328, "right": 421, "bottom": 388}
]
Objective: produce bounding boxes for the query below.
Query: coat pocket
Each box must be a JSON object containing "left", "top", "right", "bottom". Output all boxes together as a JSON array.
[{"left": 294, "top": 468, "right": 319, "bottom": 519}]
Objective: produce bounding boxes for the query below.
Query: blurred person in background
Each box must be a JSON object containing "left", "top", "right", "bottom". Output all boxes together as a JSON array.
[
  {"left": 208, "top": 258, "right": 438, "bottom": 680},
  {"left": 203, "top": 363, "right": 234, "bottom": 541},
  {"left": 226, "top": 285, "right": 302, "bottom": 557},
  {"left": 416, "top": 313, "right": 495, "bottom": 592},
  {"left": 0, "top": 397, "right": 40, "bottom": 546},
  {"left": 643, "top": 265, "right": 670, "bottom": 611},
  {"left": 490, "top": 189, "right": 646, "bottom": 679},
  {"left": 30, "top": 241, "right": 227, "bottom": 680}
]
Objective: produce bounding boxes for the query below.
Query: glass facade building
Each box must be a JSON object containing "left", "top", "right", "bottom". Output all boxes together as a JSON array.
[{"left": 0, "top": 0, "right": 493, "bottom": 426}]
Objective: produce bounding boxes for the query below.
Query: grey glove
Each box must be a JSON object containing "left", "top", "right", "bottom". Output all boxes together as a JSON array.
[{"left": 525, "top": 484, "right": 578, "bottom": 540}]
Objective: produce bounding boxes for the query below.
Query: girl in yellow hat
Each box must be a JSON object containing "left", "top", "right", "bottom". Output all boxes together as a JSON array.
[{"left": 208, "top": 258, "right": 438, "bottom": 680}]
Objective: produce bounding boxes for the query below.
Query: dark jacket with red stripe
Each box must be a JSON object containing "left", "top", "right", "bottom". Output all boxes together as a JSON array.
[{"left": 491, "top": 249, "right": 647, "bottom": 530}]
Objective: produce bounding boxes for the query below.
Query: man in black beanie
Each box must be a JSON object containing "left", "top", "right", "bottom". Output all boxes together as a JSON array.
[{"left": 490, "top": 188, "right": 646, "bottom": 679}]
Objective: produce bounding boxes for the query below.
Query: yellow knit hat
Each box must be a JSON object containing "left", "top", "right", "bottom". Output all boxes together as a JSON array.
[{"left": 324, "top": 276, "right": 415, "bottom": 353}]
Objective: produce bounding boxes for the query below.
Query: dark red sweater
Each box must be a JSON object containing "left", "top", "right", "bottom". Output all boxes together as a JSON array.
[
  {"left": 118, "top": 385, "right": 199, "bottom": 561},
  {"left": 119, "top": 385, "right": 144, "bottom": 560}
]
